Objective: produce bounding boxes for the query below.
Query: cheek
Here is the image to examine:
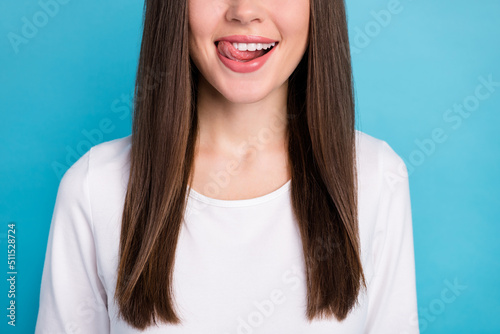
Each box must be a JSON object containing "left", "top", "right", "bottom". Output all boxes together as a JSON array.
[
  {"left": 188, "top": 0, "right": 207, "bottom": 42},
  {"left": 273, "top": 0, "right": 310, "bottom": 40},
  {"left": 189, "top": 0, "right": 214, "bottom": 64},
  {"left": 188, "top": 0, "right": 225, "bottom": 40}
]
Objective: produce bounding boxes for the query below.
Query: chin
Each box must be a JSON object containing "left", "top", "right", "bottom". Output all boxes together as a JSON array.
[{"left": 219, "top": 86, "right": 271, "bottom": 104}]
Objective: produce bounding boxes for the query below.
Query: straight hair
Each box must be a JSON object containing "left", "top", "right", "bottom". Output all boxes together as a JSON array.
[{"left": 113, "top": 0, "right": 365, "bottom": 330}]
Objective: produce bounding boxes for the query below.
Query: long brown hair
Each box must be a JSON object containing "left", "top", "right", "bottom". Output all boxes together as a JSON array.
[{"left": 114, "top": 0, "right": 365, "bottom": 330}]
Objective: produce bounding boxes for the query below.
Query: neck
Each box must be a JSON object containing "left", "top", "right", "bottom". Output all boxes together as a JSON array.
[{"left": 195, "top": 75, "right": 289, "bottom": 158}]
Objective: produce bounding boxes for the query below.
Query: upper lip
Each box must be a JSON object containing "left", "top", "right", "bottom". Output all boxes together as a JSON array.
[{"left": 215, "top": 35, "right": 279, "bottom": 44}]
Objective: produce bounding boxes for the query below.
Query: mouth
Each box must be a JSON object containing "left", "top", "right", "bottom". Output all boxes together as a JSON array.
[
  {"left": 214, "top": 41, "right": 278, "bottom": 63},
  {"left": 214, "top": 41, "right": 277, "bottom": 50}
]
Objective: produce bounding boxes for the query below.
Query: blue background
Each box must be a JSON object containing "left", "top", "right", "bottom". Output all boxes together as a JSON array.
[{"left": 1, "top": 0, "right": 499, "bottom": 333}]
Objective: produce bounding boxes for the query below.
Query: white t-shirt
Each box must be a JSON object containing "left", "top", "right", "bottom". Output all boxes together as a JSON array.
[{"left": 35, "top": 130, "right": 419, "bottom": 334}]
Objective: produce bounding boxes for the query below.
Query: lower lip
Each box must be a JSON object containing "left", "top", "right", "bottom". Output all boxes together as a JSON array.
[{"left": 215, "top": 43, "right": 277, "bottom": 73}]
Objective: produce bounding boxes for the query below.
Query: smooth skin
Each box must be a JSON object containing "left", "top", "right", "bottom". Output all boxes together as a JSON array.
[{"left": 188, "top": 0, "right": 310, "bottom": 200}]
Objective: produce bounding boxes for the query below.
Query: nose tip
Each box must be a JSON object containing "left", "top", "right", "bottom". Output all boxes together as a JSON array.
[{"left": 226, "top": 1, "right": 263, "bottom": 25}]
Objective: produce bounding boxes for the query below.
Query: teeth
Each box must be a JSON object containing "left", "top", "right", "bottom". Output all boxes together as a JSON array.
[{"left": 231, "top": 42, "right": 276, "bottom": 51}]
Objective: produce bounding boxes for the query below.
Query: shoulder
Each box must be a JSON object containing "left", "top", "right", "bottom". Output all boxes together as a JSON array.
[
  {"left": 85, "top": 135, "right": 132, "bottom": 200},
  {"left": 355, "top": 130, "right": 408, "bottom": 189},
  {"left": 57, "top": 135, "right": 132, "bottom": 203},
  {"left": 62, "top": 134, "right": 131, "bottom": 175},
  {"left": 87, "top": 134, "right": 132, "bottom": 171},
  {"left": 354, "top": 132, "right": 414, "bottom": 282}
]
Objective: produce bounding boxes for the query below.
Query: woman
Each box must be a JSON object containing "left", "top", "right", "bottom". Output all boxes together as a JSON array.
[{"left": 35, "top": 0, "right": 419, "bottom": 333}]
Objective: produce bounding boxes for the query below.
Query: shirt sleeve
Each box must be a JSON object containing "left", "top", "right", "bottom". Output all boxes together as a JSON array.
[
  {"left": 35, "top": 149, "right": 110, "bottom": 334},
  {"left": 364, "top": 141, "right": 420, "bottom": 334}
]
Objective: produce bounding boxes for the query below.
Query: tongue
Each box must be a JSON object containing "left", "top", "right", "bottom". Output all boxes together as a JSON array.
[{"left": 217, "top": 41, "right": 267, "bottom": 62}]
